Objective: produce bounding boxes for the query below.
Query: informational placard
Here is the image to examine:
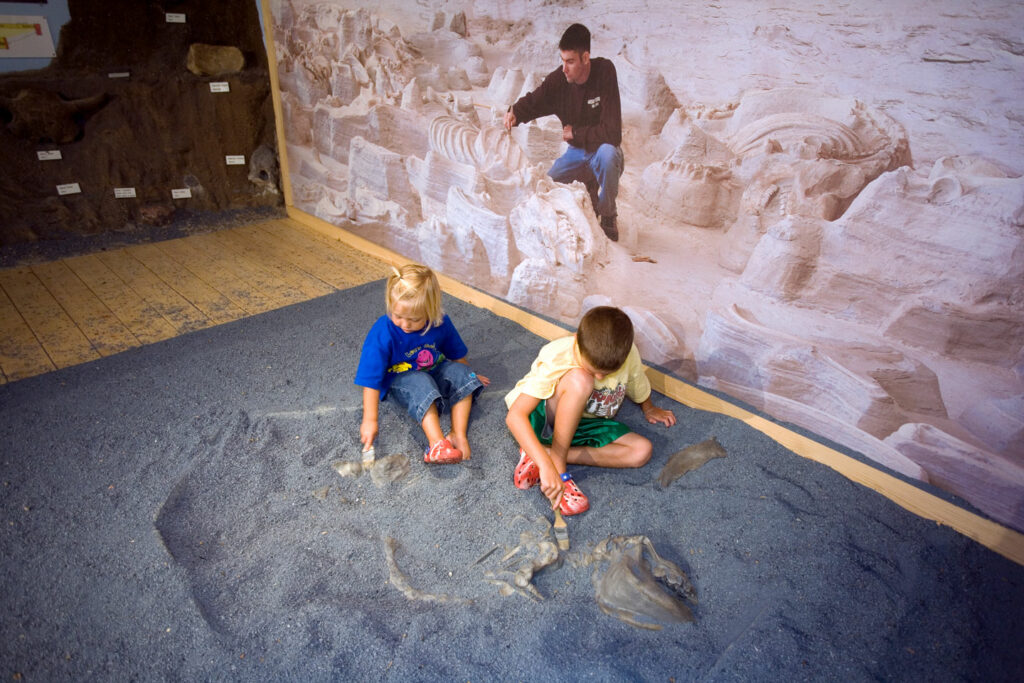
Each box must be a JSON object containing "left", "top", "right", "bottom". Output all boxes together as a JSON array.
[
  {"left": 171, "top": 188, "right": 192, "bottom": 199},
  {"left": 225, "top": 155, "right": 246, "bottom": 165},
  {"left": 0, "top": 15, "right": 56, "bottom": 58},
  {"left": 56, "top": 183, "right": 81, "bottom": 196},
  {"left": 37, "top": 150, "right": 61, "bottom": 161},
  {"left": 113, "top": 187, "right": 137, "bottom": 199},
  {"left": 165, "top": 13, "right": 186, "bottom": 24},
  {"left": 108, "top": 71, "right": 130, "bottom": 79},
  {"left": 209, "top": 82, "right": 230, "bottom": 93}
]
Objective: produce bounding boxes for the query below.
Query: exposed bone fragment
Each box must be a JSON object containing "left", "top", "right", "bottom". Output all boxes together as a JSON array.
[
  {"left": 383, "top": 537, "right": 469, "bottom": 604},
  {"left": 658, "top": 438, "right": 728, "bottom": 487},
  {"left": 586, "top": 535, "right": 697, "bottom": 630}
]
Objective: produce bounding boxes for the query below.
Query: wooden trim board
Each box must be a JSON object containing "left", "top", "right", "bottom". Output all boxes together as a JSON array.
[{"left": 283, "top": 208, "right": 1024, "bottom": 567}]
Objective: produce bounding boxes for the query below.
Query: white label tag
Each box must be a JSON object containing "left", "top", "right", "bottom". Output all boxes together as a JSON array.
[
  {"left": 108, "top": 71, "right": 130, "bottom": 79},
  {"left": 165, "top": 13, "right": 186, "bottom": 23},
  {"left": 114, "top": 187, "right": 137, "bottom": 199},
  {"left": 225, "top": 155, "right": 246, "bottom": 165},
  {"left": 171, "top": 188, "right": 192, "bottom": 199},
  {"left": 56, "top": 183, "right": 81, "bottom": 195},
  {"left": 209, "top": 82, "right": 230, "bottom": 93},
  {"left": 37, "top": 150, "right": 62, "bottom": 161}
]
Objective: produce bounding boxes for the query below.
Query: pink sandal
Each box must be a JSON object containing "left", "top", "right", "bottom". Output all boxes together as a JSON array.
[
  {"left": 513, "top": 448, "right": 539, "bottom": 489},
  {"left": 424, "top": 438, "right": 462, "bottom": 464},
  {"left": 559, "top": 474, "right": 589, "bottom": 516}
]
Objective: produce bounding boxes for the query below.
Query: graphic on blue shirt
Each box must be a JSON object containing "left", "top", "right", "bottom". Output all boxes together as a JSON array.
[
  {"left": 388, "top": 347, "right": 444, "bottom": 375},
  {"left": 354, "top": 314, "right": 468, "bottom": 395}
]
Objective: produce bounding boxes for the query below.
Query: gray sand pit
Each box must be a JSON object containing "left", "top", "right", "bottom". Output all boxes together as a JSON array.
[{"left": 1, "top": 282, "right": 1022, "bottom": 680}]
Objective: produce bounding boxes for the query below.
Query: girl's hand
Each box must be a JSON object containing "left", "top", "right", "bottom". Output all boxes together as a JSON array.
[
  {"left": 538, "top": 465, "right": 565, "bottom": 510},
  {"left": 360, "top": 418, "right": 378, "bottom": 449}
]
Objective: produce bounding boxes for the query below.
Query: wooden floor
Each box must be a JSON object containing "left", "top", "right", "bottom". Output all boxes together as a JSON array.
[{"left": 0, "top": 218, "right": 392, "bottom": 384}]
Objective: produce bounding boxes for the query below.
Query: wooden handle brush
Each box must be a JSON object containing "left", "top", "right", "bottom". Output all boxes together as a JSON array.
[{"left": 552, "top": 509, "right": 569, "bottom": 551}]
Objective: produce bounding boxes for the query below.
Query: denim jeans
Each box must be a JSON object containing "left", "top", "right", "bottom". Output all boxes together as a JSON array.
[
  {"left": 386, "top": 361, "right": 484, "bottom": 424},
  {"left": 548, "top": 143, "right": 624, "bottom": 218}
]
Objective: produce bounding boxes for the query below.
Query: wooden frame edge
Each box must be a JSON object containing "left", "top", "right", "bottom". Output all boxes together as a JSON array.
[{"left": 260, "top": 0, "right": 294, "bottom": 207}]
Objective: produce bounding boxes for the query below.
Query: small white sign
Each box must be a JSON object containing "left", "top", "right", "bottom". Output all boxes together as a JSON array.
[
  {"left": 108, "top": 71, "right": 130, "bottom": 79},
  {"left": 209, "top": 82, "right": 230, "bottom": 93},
  {"left": 114, "top": 187, "right": 137, "bottom": 199},
  {"left": 165, "top": 13, "right": 186, "bottom": 23},
  {"left": 37, "top": 150, "right": 62, "bottom": 161},
  {"left": 225, "top": 155, "right": 246, "bottom": 165},
  {"left": 171, "top": 188, "right": 192, "bottom": 199},
  {"left": 56, "top": 183, "right": 81, "bottom": 195}
]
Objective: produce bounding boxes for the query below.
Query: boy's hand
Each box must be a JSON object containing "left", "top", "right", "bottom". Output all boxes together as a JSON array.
[
  {"left": 360, "top": 418, "right": 378, "bottom": 449},
  {"left": 643, "top": 406, "right": 677, "bottom": 427},
  {"left": 539, "top": 465, "right": 565, "bottom": 509},
  {"left": 475, "top": 373, "right": 491, "bottom": 387}
]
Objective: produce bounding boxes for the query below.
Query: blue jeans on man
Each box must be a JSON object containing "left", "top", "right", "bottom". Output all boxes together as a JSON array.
[{"left": 547, "top": 143, "right": 624, "bottom": 238}]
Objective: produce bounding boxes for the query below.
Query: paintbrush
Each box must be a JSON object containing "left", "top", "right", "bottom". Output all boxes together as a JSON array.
[
  {"left": 361, "top": 444, "right": 375, "bottom": 469},
  {"left": 552, "top": 509, "right": 569, "bottom": 551}
]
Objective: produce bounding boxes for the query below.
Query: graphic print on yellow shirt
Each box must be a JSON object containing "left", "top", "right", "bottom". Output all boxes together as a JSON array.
[{"left": 586, "top": 383, "right": 627, "bottom": 418}]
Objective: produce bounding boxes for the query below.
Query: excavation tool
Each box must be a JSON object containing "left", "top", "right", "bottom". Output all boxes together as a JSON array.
[
  {"left": 553, "top": 509, "right": 570, "bottom": 551},
  {"left": 361, "top": 444, "right": 376, "bottom": 469}
]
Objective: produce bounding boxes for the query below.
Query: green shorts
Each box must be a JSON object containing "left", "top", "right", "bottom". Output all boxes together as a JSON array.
[{"left": 528, "top": 400, "right": 631, "bottom": 448}]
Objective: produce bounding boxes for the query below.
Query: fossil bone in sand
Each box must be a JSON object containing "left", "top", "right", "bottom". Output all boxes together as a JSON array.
[
  {"left": 658, "top": 437, "right": 728, "bottom": 487},
  {"left": 369, "top": 453, "right": 411, "bottom": 486},
  {"left": 482, "top": 518, "right": 561, "bottom": 601},
  {"left": 384, "top": 536, "right": 469, "bottom": 605},
  {"left": 586, "top": 535, "right": 697, "bottom": 630},
  {"left": 331, "top": 453, "right": 410, "bottom": 486}
]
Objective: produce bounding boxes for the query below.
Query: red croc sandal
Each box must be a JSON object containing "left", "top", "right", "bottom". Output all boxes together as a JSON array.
[
  {"left": 513, "top": 448, "right": 540, "bottom": 490},
  {"left": 424, "top": 438, "right": 462, "bottom": 464},
  {"left": 558, "top": 474, "right": 589, "bottom": 516}
]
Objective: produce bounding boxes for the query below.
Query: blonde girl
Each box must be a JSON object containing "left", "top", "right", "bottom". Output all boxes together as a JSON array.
[{"left": 355, "top": 264, "right": 489, "bottom": 463}]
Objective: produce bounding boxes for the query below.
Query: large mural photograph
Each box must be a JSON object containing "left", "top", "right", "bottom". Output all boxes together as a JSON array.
[{"left": 265, "top": 0, "right": 1024, "bottom": 532}]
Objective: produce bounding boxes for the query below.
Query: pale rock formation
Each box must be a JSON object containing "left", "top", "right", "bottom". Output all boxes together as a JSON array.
[
  {"left": 640, "top": 149, "right": 741, "bottom": 228},
  {"left": 960, "top": 395, "right": 1024, "bottom": 457},
  {"left": 508, "top": 179, "right": 605, "bottom": 275},
  {"left": 616, "top": 58, "right": 680, "bottom": 137},
  {"left": 885, "top": 424, "right": 1024, "bottom": 529},
  {"left": 347, "top": 136, "right": 421, "bottom": 224},
  {"left": 445, "top": 185, "right": 515, "bottom": 285}
]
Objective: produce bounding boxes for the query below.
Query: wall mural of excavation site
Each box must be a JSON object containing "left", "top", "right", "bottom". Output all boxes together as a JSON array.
[{"left": 265, "top": 0, "right": 1024, "bottom": 532}]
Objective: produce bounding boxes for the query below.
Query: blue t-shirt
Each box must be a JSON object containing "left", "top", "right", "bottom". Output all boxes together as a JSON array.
[{"left": 354, "top": 314, "right": 469, "bottom": 395}]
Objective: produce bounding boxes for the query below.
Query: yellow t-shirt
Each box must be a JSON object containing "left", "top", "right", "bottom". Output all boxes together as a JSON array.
[{"left": 504, "top": 335, "right": 651, "bottom": 419}]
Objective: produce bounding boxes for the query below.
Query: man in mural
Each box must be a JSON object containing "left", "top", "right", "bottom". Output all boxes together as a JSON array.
[{"left": 504, "top": 23, "right": 624, "bottom": 241}]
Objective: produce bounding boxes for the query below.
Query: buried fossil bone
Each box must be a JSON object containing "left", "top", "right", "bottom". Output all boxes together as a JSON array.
[
  {"left": 658, "top": 437, "right": 728, "bottom": 487},
  {"left": 482, "top": 518, "right": 561, "bottom": 601},
  {"left": 331, "top": 453, "right": 410, "bottom": 485},
  {"left": 585, "top": 535, "right": 697, "bottom": 630},
  {"left": 384, "top": 536, "right": 469, "bottom": 605}
]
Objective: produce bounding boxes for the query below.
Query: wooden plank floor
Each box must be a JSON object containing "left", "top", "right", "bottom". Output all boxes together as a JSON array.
[{"left": 0, "top": 218, "right": 392, "bottom": 384}]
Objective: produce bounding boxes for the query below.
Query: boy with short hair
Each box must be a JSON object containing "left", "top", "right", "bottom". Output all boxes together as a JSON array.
[{"left": 504, "top": 306, "right": 676, "bottom": 515}]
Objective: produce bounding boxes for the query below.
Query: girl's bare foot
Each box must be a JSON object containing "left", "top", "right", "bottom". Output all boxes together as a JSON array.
[{"left": 449, "top": 433, "right": 471, "bottom": 460}]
